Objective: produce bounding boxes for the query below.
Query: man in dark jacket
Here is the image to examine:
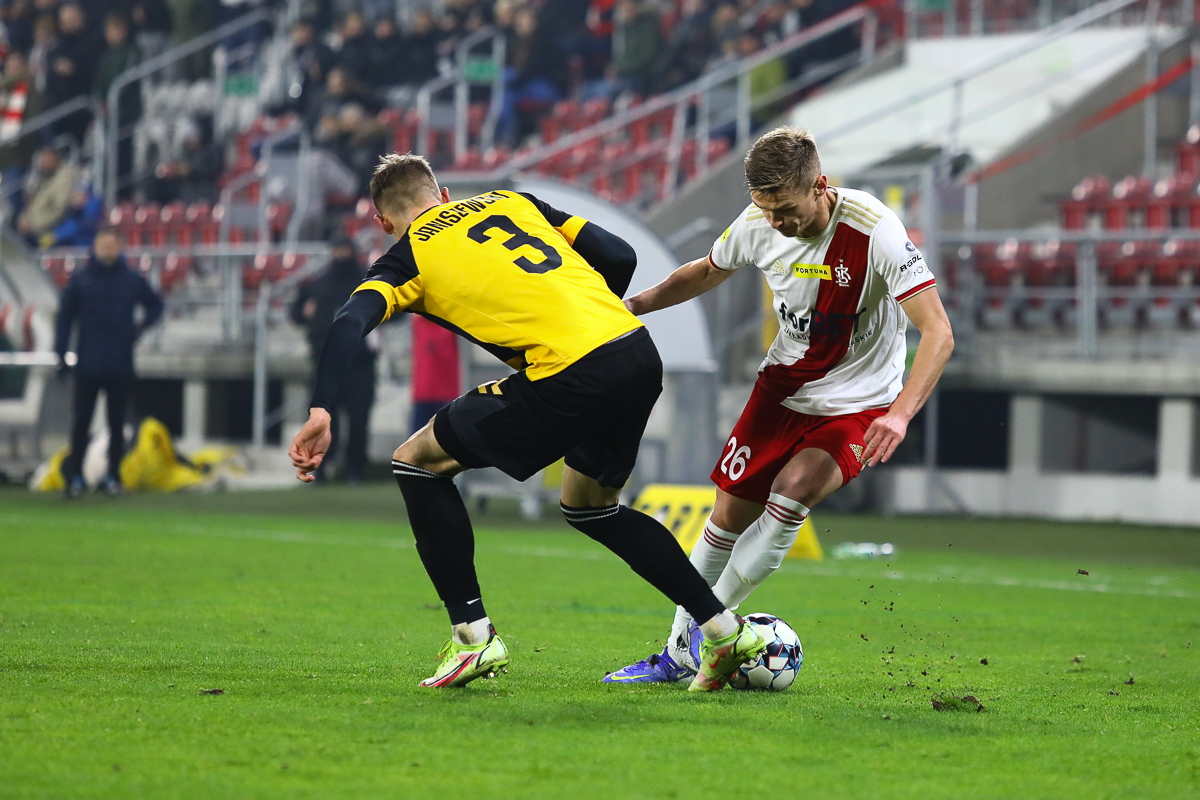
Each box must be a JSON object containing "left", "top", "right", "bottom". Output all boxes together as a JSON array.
[
  {"left": 55, "top": 227, "right": 164, "bottom": 497},
  {"left": 289, "top": 238, "right": 376, "bottom": 483},
  {"left": 46, "top": 2, "right": 97, "bottom": 143}
]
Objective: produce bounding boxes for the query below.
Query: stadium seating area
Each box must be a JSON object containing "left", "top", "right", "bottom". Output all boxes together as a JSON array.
[{"left": 963, "top": 128, "right": 1200, "bottom": 331}]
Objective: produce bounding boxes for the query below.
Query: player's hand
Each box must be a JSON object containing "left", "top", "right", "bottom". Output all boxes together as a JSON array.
[
  {"left": 860, "top": 411, "right": 908, "bottom": 468},
  {"left": 290, "top": 408, "right": 332, "bottom": 482}
]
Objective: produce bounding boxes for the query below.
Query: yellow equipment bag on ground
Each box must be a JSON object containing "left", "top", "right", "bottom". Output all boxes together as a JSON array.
[
  {"left": 30, "top": 417, "right": 242, "bottom": 493},
  {"left": 632, "top": 483, "right": 823, "bottom": 560}
]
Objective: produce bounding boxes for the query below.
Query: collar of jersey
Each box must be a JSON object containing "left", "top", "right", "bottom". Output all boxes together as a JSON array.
[
  {"left": 408, "top": 200, "right": 451, "bottom": 230},
  {"left": 793, "top": 188, "right": 841, "bottom": 243}
]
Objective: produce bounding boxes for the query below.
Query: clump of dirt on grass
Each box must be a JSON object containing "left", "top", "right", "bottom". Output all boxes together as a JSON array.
[{"left": 930, "top": 693, "right": 984, "bottom": 712}]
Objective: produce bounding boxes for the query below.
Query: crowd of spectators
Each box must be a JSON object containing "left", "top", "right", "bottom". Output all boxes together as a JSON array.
[
  {"left": 286, "top": 0, "right": 859, "bottom": 149},
  {"left": 0, "top": 0, "right": 861, "bottom": 248},
  {"left": 0, "top": 0, "right": 186, "bottom": 244}
]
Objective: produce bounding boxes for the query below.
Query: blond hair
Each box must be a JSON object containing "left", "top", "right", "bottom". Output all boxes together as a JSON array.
[
  {"left": 369, "top": 153, "right": 440, "bottom": 214},
  {"left": 743, "top": 127, "right": 821, "bottom": 194}
]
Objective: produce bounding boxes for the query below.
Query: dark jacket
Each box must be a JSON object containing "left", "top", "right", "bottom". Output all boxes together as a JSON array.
[
  {"left": 93, "top": 40, "right": 143, "bottom": 124},
  {"left": 46, "top": 30, "right": 98, "bottom": 106},
  {"left": 290, "top": 256, "right": 376, "bottom": 368},
  {"left": 55, "top": 255, "right": 164, "bottom": 378},
  {"left": 368, "top": 30, "right": 408, "bottom": 87}
]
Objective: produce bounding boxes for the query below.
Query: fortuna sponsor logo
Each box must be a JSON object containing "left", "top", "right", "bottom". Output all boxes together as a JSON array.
[
  {"left": 849, "top": 444, "right": 863, "bottom": 459},
  {"left": 792, "top": 262, "right": 831, "bottom": 279},
  {"left": 834, "top": 259, "right": 851, "bottom": 287}
]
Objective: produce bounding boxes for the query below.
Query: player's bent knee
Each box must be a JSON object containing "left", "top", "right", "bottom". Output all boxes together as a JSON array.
[{"left": 393, "top": 422, "right": 464, "bottom": 477}]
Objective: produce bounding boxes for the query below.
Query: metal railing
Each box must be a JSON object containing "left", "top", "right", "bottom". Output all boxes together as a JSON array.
[
  {"left": 104, "top": 7, "right": 275, "bottom": 207},
  {"left": 415, "top": 26, "right": 507, "bottom": 164},
  {"left": 489, "top": 2, "right": 883, "bottom": 204},
  {"left": 822, "top": 0, "right": 1160, "bottom": 171},
  {"left": 905, "top": 0, "right": 1194, "bottom": 38},
  {"left": 942, "top": 228, "right": 1200, "bottom": 359}
]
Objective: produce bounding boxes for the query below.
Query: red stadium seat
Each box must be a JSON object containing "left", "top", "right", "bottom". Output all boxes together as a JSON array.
[
  {"left": 1106, "top": 175, "right": 1152, "bottom": 230},
  {"left": 1060, "top": 176, "right": 1109, "bottom": 230}
]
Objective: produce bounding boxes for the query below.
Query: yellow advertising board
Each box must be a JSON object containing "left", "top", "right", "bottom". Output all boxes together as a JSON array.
[{"left": 632, "top": 484, "right": 822, "bottom": 560}]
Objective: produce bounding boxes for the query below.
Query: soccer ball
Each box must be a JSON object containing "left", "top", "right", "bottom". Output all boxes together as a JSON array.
[{"left": 728, "top": 613, "right": 803, "bottom": 691}]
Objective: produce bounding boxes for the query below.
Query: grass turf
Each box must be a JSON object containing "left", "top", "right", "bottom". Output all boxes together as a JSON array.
[{"left": 1, "top": 485, "right": 1199, "bottom": 798}]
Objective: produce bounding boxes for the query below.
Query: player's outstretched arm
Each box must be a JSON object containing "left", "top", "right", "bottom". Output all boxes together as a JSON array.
[
  {"left": 624, "top": 256, "right": 734, "bottom": 316},
  {"left": 289, "top": 291, "right": 387, "bottom": 481},
  {"left": 860, "top": 288, "right": 954, "bottom": 467}
]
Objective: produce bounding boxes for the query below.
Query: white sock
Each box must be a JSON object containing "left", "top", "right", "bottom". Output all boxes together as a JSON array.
[
  {"left": 452, "top": 615, "right": 491, "bottom": 646},
  {"left": 699, "top": 609, "right": 739, "bottom": 641},
  {"left": 666, "top": 518, "right": 740, "bottom": 664},
  {"left": 712, "top": 493, "right": 809, "bottom": 611}
]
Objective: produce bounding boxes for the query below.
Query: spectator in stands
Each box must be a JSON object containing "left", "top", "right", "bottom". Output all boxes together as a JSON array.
[
  {"left": 306, "top": 66, "right": 375, "bottom": 134},
  {"left": 409, "top": 315, "right": 460, "bottom": 434},
  {"left": 366, "top": 15, "right": 406, "bottom": 88},
  {"left": 28, "top": 13, "right": 57, "bottom": 92},
  {"left": 710, "top": 3, "right": 740, "bottom": 54},
  {"left": 287, "top": 18, "right": 336, "bottom": 117},
  {"left": 741, "top": 32, "right": 785, "bottom": 122},
  {"left": 46, "top": 3, "right": 96, "bottom": 142},
  {"left": 55, "top": 226, "right": 164, "bottom": 498},
  {"left": 17, "top": 144, "right": 79, "bottom": 246},
  {"left": 320, "top": 102, "right": 388, "bottom": 186},
  {"left": 336, "top": 10, "right": 373, "bottom": 85},
  {"left": 754, "top": 0, "right": 790, "bottom": 45},
  {"left": 436, "top": 2, "right": 465, "bottom": 60},
  {"left": 48, "top": 179, "right": 103, "bottom": 247},
  {"left": 403, "top": 9, "right": 442, "bottom": 85},
  {"left": 653, "top": 0, "right": 713, "bottom": 93},
  {"left": 0, "top": 51, "right": 47, "bottom": 199},
  {"left": 94, "top": 12, "right": 142, "bottom": 200},
  {"left": 167, "top": 0, "right": 211, "bottom": 80},
  {"left": 131, "top": 0, "right": 174, "bottom": 61},
  {"left": 5, "top": 0, "right": 36, "bottom": 54},
  {"left": 146, "top": 115, "right": 224, "bottom": 204},
  {"left": 500, "top": 6, "right": 567, "bottom": 143},
  {"left": 610, "top": 0, "right": 662, "bottom": 96},
  {"left": 289, "top": 238, "right": 376, "bottom": 483}
]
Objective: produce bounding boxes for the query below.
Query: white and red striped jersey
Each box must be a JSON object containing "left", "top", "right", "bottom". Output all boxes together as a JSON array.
[{"left": 709, "top": 187, "right": 936, "bottom": 416}]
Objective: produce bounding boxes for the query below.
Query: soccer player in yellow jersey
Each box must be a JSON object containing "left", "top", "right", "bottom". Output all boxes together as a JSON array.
[{"left": 289, "top": 154, "right": 765, "bottom": 690}]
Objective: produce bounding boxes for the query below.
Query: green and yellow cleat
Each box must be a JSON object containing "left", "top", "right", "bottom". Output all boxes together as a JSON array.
[
  {"left": 419, "top": 625, "right": 511, "bottom": 688},
  {"left": 687, "top": 618, "right": 767, "bottom": 692}
]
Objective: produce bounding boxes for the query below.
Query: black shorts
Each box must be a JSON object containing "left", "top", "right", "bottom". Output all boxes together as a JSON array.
[{"left": 433, "top": 327, "right": 662, "bottom": 488}]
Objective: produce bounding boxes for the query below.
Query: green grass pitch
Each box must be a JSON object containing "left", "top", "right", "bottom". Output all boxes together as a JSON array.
[{"left": 2, "top": 484, "right": 1199, "bottom": 798}]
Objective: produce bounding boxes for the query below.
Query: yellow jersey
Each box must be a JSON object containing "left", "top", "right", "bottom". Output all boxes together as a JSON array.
[{"left": 353, "top": 190, "right": 643, "bottom": 380}]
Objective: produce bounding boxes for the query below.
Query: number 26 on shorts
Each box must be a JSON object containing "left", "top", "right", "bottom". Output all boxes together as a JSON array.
[{"left": 720, "top": 437, "right": 751, "bottom": 481}]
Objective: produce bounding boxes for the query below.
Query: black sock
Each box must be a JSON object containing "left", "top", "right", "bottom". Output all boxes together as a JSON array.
[
  {"left": 392, "top": 460, "right": 487, "bottom": 625},
  {"left": 561, "top": 503, "right": 725, "bottom": 624}
]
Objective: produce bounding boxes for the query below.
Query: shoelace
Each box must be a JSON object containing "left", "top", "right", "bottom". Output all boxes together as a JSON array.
[{"left": 432, "top": 640, "right": 454, "bottom": 664}]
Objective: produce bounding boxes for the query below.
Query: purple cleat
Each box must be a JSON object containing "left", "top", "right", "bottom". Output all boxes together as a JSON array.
[
  {"left": 602, "top": 621, "right": 705, "bottom": 684},
  {"left": 603, "top": 647, "right": 691, "bottom": 684}
]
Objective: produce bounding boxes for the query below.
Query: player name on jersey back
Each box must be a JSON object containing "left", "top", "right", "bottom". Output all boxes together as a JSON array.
[
  {"left": 409, "top": 191, "right": 509, "bottom": 241},
  {"left": 354, "top": 190, "right": 643, "bottom": 381}
]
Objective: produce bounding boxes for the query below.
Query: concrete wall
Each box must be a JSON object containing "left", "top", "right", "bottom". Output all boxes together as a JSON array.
[{"left": 884, "top": 395, "right": 1200, "bottom": 526}]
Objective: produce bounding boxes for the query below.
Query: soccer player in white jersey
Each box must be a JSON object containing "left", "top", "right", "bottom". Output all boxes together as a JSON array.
[{"left": 606, "top": 126, "right": 954, "bottom": 683}]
